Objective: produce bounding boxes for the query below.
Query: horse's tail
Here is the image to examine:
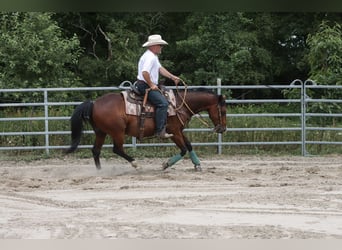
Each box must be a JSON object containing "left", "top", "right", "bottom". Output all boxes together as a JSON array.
[{"left": 65, "top": 100, "right": 93, "bottom": 154}]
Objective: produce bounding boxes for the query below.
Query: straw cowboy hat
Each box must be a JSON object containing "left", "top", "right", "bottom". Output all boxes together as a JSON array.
[{"left": 142, "top": 34, "right": 168, "bottom": 47}]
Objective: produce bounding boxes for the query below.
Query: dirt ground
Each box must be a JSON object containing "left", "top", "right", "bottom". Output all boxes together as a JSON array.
[{"left": 1, "top": 154, "right": 342, "bottom": 239}]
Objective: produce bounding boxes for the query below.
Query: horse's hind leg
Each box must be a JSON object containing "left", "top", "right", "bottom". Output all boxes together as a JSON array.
[
  {"left": 92, "top": 131, "right": 106, "bottom": 170},
  {"left": 111, "top": 133, "right": 138, "bottom": 169}
]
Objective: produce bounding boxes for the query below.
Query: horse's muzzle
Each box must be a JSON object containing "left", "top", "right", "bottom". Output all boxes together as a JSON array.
[{"left": 213, "top": 125, "right": 226, "bottom": 133}]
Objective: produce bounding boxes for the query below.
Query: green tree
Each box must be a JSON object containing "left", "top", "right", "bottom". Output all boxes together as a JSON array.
[
  {"left": 269, "top": 13, "right": 342, "bottom": 83},
  {"left": 54, "top": 13, "right": 140, "bottom": 86},
  {"left": 174, "top": 13, "right": 273, "bottom": 85},
  {"left": 307, "top": 21, "right": 342, "bottom": 85},
  {"left": 305, "top": 21, "right": 342, "bottom": 125},
  {"left": 0, "top": 12, "right": 82, "bottom": 91}
]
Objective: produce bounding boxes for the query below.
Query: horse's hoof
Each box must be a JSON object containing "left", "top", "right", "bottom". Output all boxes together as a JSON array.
[
  {"left": 131, "top": 161, "right": 140, "bottom": 170},
  {"left": 194, "top": 165, "right": 202, "bottom": 172},
  {"left": 96, "top": 165, "right": 101, "bottom": 170},
  {"left": 162, "top": 162, "right": 170, "bottom": 170}
]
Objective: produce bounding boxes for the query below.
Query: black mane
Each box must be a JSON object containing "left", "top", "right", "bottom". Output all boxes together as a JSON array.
[
  {"left": 188, "top": 88, "right": 215, "bottom": 94},
  {"left": 174, "top": 87, "right": 216, "bottom": 98}
]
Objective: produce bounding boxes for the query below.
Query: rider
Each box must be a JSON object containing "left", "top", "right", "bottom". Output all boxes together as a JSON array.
[{"left": 136, "top": 34, "right": 180, "bottom": 139}]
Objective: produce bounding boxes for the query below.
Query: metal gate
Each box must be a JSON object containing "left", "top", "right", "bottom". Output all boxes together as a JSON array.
[{"left": 1, "top": 79, "right": 342, "bottom": 156}]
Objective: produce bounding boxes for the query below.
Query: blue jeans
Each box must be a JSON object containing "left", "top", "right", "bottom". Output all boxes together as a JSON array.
[{"left": 136, "top": 81, "right": 168, "bottom": 133}]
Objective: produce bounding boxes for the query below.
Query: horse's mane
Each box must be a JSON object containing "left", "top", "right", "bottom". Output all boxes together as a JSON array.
[
  {"left": 188, "top": 88, "right": 215, "bottom": 94},
  {"left": 175, "top": 87, "right": 215, "bottom": 97}
]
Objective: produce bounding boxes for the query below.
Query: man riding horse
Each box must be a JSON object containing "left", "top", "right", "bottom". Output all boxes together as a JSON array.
[
  {"left": 66, "top": 34, "right": 227, "bottom": 171},
  {"left": 136, "top": 34, "right": 180, "bottom": 139}
]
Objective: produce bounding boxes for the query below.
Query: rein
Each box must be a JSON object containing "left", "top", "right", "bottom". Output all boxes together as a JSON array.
[{"left": 175, "top": 79, "right": 210, "bottom": 128}]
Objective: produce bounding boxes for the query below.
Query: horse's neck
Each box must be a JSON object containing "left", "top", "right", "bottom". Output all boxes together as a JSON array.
[{"left": 182, "top": 92, "right": 213, "bottom": 114}]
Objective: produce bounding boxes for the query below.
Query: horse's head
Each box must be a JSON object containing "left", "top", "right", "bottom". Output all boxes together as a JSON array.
[{"left": 209, "top": 94, "right": 227, "bottom": 134}]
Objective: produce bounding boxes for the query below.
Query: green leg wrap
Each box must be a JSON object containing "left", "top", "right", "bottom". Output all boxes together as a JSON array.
[
  {"left": 189, "top": 151, "right": 201, "bottom": 166},
  {"left": 167, "top": 154, "right": 183, "bottom": 167}
]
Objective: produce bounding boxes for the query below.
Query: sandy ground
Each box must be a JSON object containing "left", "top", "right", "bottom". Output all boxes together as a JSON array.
[{"left": 1, "top": 155, "right": 342, "bottom": 239}]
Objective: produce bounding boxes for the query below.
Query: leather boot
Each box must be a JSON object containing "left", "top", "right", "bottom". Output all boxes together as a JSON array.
[{"left": 155, "top": 127, "right": 173, "bottom": 139}]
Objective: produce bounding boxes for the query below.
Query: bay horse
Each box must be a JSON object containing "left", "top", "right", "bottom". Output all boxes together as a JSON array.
[{"left": 66, "top": 87, "right": 226, "bottom": 171}]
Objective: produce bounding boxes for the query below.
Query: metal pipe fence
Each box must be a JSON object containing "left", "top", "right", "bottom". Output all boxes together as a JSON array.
[{"left": 1, "top": 79, "right": 342, "bottom": 156}]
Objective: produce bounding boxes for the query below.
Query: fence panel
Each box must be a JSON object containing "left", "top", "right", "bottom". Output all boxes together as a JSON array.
[{"left": 1, "top": 79, "right": 341, "bottom": 156}]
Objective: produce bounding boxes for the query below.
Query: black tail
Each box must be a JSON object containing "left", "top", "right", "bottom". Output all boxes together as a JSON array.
[{"left": 65, "top": 100, "right": 93, "bottom": 154}]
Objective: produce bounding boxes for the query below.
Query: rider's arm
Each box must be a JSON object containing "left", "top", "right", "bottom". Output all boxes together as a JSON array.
[
  {"left": 142, "top": 71, "right": 158, "bottom": 90},
  {"left": 159, "top": 67, "right": 180, "bottom": 85}
]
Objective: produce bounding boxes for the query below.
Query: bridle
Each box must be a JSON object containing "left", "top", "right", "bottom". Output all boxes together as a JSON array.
[{"left": 213, "top": 101, "right": 226, "bottom": 133}]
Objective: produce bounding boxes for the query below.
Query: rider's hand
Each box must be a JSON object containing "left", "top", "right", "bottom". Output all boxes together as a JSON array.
[
  {"left": 172, "top": 76, "right": 180, "bottom": 85},
  {"left": 150, "top": 84, "right": 159, "bottom": 90}
]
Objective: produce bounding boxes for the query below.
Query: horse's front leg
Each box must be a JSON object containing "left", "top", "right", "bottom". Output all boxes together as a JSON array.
[
  {"left": 162, "top": 133, "right": 187, "bottom": 170},
  {"left": 183, "top": 136, "right": 202, "bottom": 171},
  {"left": 163, "top": 133, "right": 201, "bottom": 171}
]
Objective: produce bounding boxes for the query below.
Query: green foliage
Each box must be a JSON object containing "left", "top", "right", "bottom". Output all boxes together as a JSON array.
[
  {"left": 282, "top": 21, "right": 342, "bottom": 125},
  {"left": 0, "top": 12, "right": 82, "bottom": 102},
  {"left": 75, "top": 16, "right": 140, "bottom": 86},
  {"left": 307, "top": 21, "right": 342, "bottom": 85},
  {"left": 175, "top": 13, "right": 275, "bottom": 85},
  {"left": 2, "top": 12, "right": 342, "bottom": 90},
  {"left": 0, "top": 13, "right": 82, "bottom": 87},
  {"left": 305, "top": 21, "right": 342, "bottom": 121}
]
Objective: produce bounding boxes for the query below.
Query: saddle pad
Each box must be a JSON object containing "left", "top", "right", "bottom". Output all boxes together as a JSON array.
[{"left": 121, "top": 89, "right": 177, "bottom": 116}]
